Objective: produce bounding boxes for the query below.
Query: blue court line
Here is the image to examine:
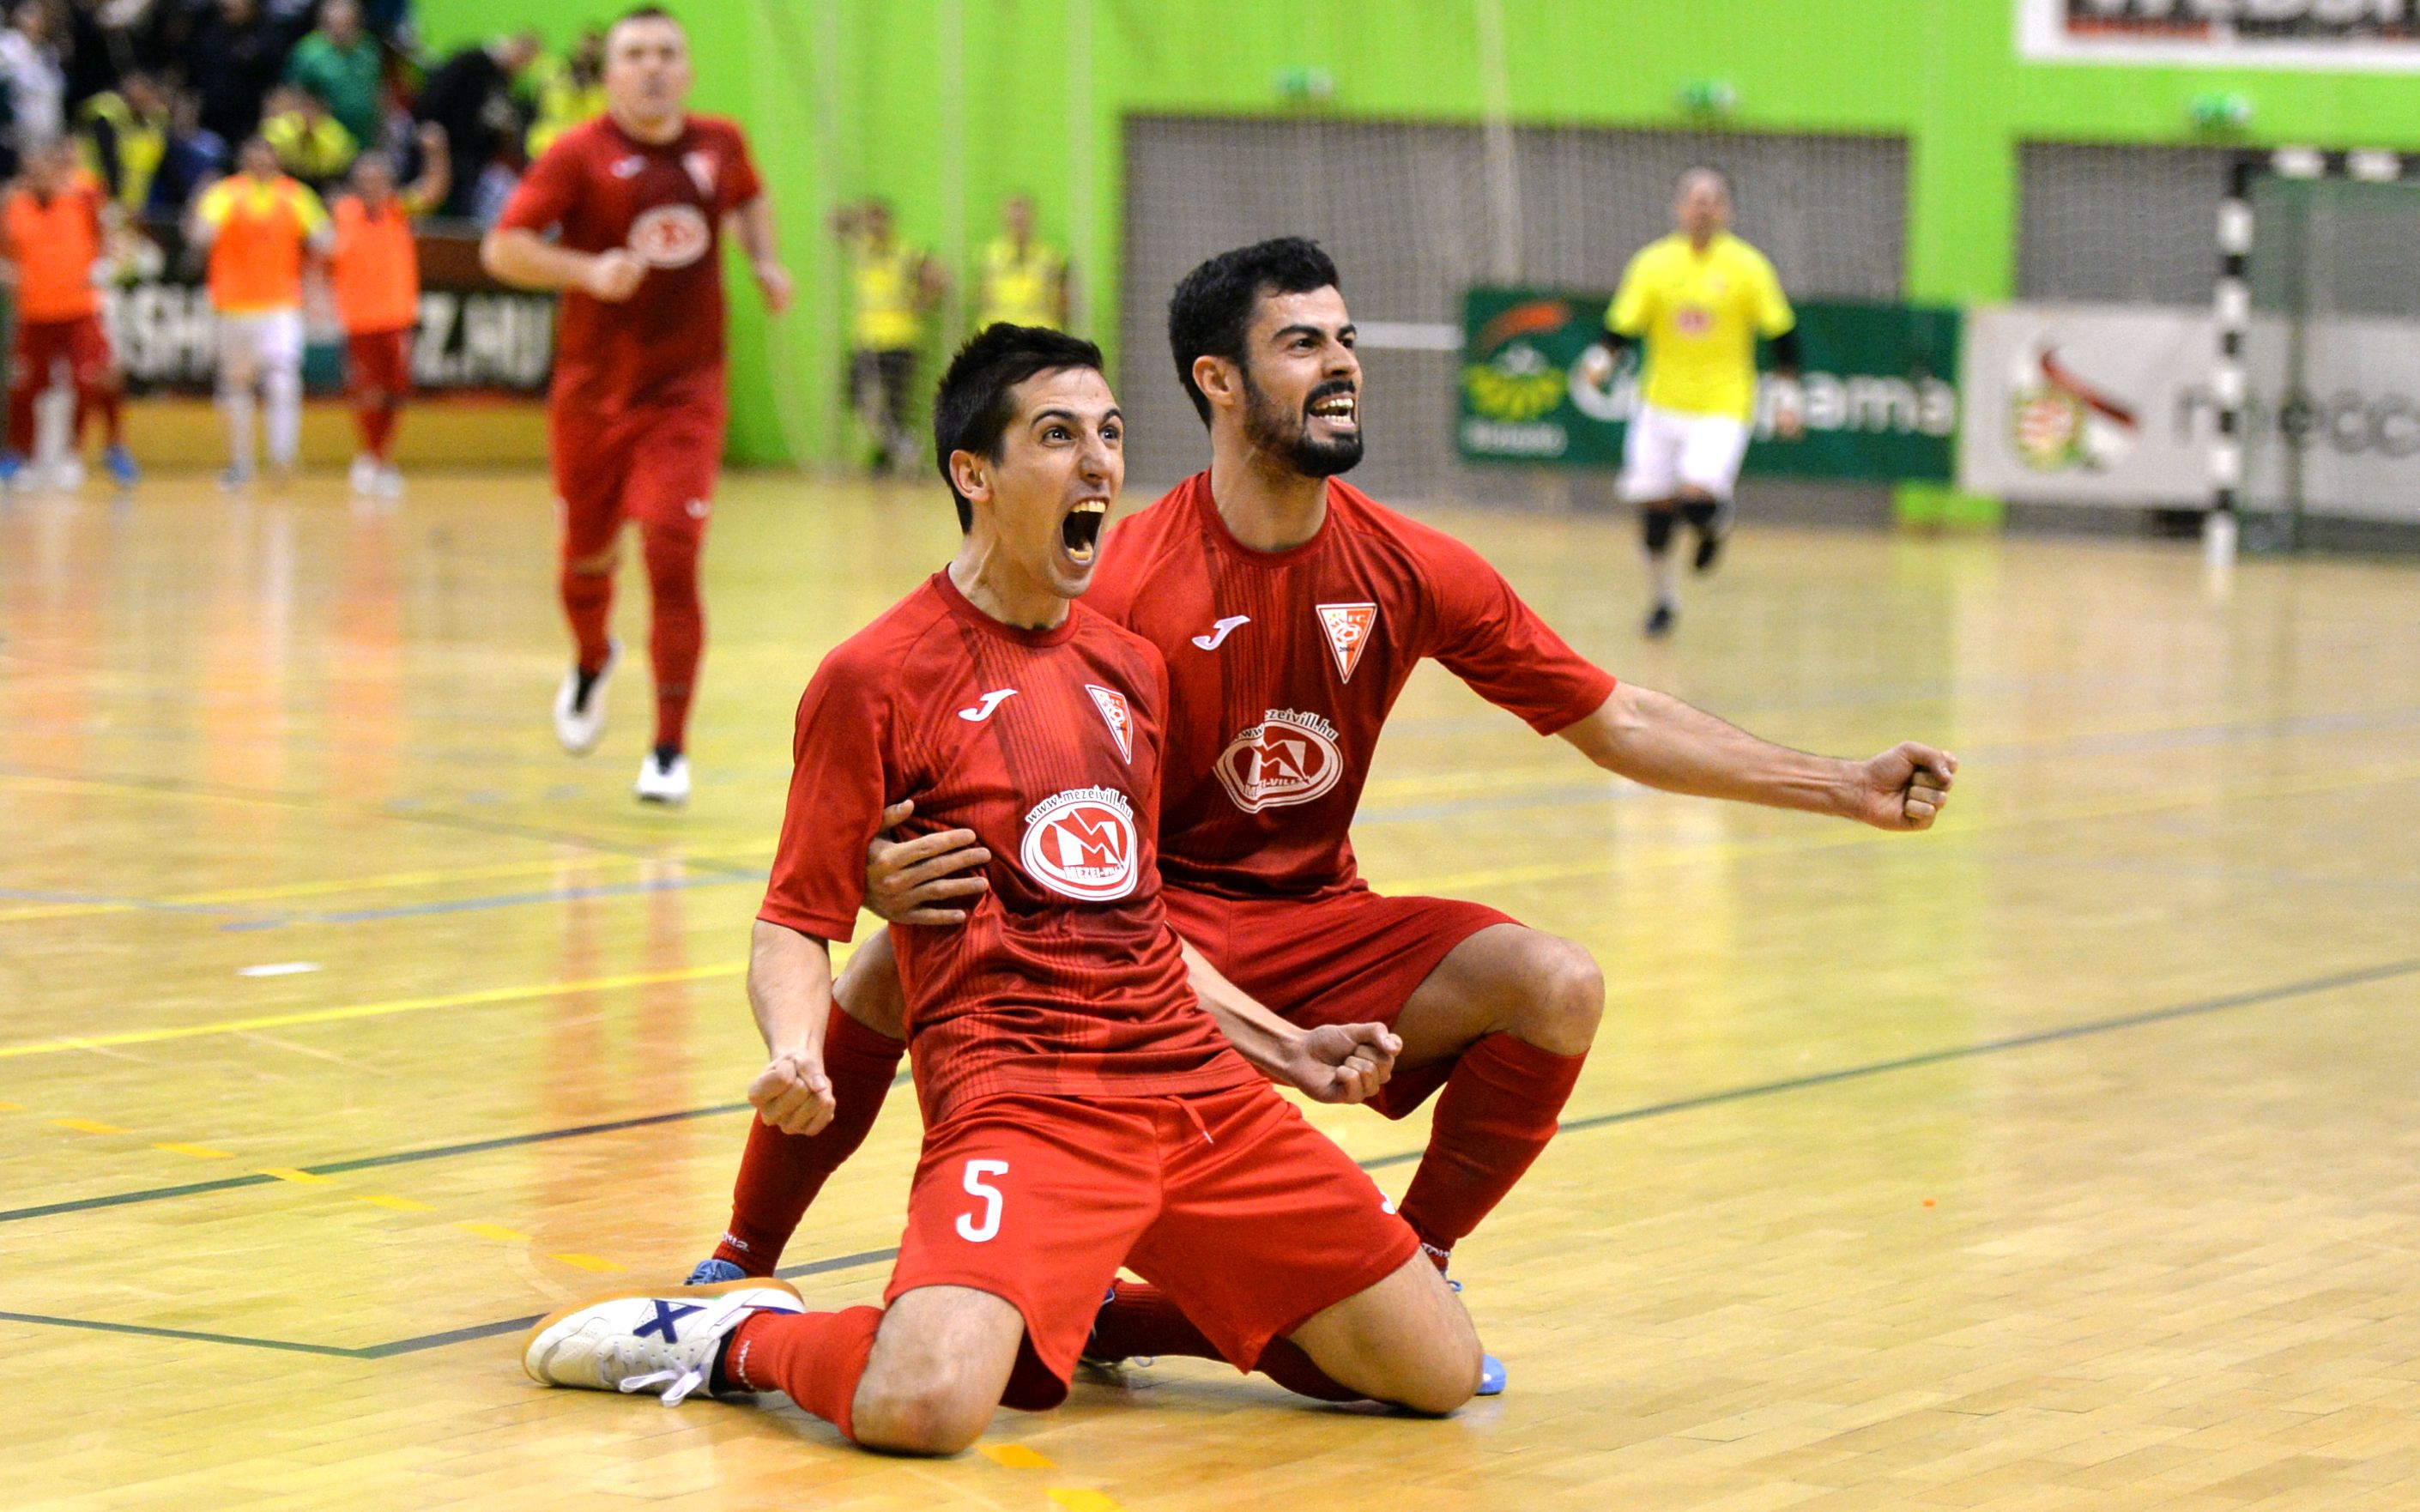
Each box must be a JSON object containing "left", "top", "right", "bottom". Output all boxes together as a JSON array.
[{"left": 8, "top": 952, "right": 2413, "bottom": 1359}]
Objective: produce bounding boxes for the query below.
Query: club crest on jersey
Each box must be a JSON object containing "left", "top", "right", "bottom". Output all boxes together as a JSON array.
[
  {"left": 1085, "top": 684, "right": 1133, "bottom": 763},
  {"left": 1213, "top": 709, "right": 1343, "bottom": 813},
  {"left": 1021, "top": 788, "right": 1138, "bottom": 900},
  {"left": 683, "top": 150, "right": 718, "bottom": 197},
  {"left": 628, "top": 203, "right": 711, "bottom": 268},
  {"left": 1315, "top": 602, "right": 1378, "bottom": 684}
]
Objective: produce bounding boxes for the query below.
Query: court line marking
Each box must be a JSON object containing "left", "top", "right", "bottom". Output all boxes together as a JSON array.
[
  {"left": 5, "top": 954, "right": 2411, "bottom": 1359},
  {"left": 0, "top": 962, "right": 745, "bottom": 1061}
]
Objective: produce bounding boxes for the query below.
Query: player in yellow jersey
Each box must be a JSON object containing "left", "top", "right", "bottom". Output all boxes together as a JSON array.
[{"left": 1582, "top": 169, "right": 1801, "bottom": 638}]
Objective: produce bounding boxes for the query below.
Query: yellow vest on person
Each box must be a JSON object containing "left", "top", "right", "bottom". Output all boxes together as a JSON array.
[
  {"left": 850, "top": 237, "right": 925, "bottom": 351},
  {"left": 76, "top": 91, "right": 166, "bottom": 214},
  {"left": 976, "top": 235, "right": 1064, "bottom": 330}
]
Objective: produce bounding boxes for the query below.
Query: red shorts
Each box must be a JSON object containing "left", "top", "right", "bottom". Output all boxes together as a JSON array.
[
  {"left": 346, "top": 327, "right": 412, "bottom": 396},
  {"left": 12, "top": 314, "right": 112, "bottom": 392},
  {"left": 550, "top": 363, "right": 728, "bottom": 562},
  {"left": 887, "top": 1082, "right": 1419, "bottom": 1408},
  {"left": 1160, "top": 884, "right": 1516, "bottom": 1118}
]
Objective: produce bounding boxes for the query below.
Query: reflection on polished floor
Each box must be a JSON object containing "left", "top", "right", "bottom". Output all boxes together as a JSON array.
[{"left": 6, "top": 471, "right": 2419, "bottom": 1512}]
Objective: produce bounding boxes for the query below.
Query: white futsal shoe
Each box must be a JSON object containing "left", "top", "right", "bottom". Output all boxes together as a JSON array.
[
  {"left": 374, "top": 464, "right": 405, "bottom": 499},
  {"left": 348, "top": 454, "right": 379, "bottom": 494},
  {"left": 635, "top": 747, "right": 691, "bottom": 806},
  {"left": 523, "top": 1277, "right": 802, "bottom": 1404},
  {"left": 553, "top": 640, "right": 617, "bottom": 755}
]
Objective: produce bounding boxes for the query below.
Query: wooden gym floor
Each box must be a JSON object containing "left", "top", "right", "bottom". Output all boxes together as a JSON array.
[{"left": 4, "top": 469, "right": 2419, "bottom": 1512}]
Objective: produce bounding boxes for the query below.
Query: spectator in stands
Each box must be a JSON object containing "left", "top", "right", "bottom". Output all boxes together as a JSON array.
[
  {"left": 0, "top": 1, "right": 70, "bottom": 163},
  {"left": 149, "top": 85, "right": 231, "bottom": 214},
  {"left": 262, "top": 83, "right": 355, "bottom": 191},
  {"left": 523, "top": 27, "right": 602, "bottom": 160},
  {"left": 191, "top": 0, "right": 287, "bottom": 149},
  {"left": 415, "top": 30, "right": 538, "bottom": 220},
  {"left": 283, "top": 0, "right": 384, "bottom": 152},
  {"left": 77, "top": 68, "right": 172, "bottom": 215}
]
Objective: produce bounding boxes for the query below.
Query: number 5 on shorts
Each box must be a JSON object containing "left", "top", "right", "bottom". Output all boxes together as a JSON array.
[{"left": 956, "top": 1158, "right": 1009, "bottom": 1243}]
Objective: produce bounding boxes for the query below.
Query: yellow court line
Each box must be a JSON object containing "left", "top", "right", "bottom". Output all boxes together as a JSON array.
[
  {"left": 0, "top": 962, "right": 746, "bottom": 1061},
  {"left": 51, "top": 1117, "right": 129, "bottom": 1134},
  {"left": 354, "top": 1194, "right": 434, "bottom": 1213},
  {"left": 1047, "top": 1491, "right": 1123, "bottom": 1512},
  {"left": 549, "top": 1253, "right": 626, "bottom": 1273},
  {"left": 980, "top": 1444, "right": 1056, "bottom": 1469},
  {"left": 456, "top": 1221, "right": 528, "bottom": 1243},
  {"left": 154, "top": 1142, "right": 235, "bottom": 1160}
]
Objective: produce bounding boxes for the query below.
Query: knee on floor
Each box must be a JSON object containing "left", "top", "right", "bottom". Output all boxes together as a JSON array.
[{"left": 856, "top": 1375, "right": 998, "bottom": 1456}]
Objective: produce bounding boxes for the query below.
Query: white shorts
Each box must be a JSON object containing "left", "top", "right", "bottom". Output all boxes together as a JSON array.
[
  {"left": 1620, "top": 403, "right": 1750, "bottom": 503},
  {"left": 215, "top": 308, "right": 306, "bottom": 385}
]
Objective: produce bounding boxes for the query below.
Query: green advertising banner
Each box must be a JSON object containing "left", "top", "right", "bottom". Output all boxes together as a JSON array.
[{"left": 1457, "top": 288, "right": 1963, "bottom": 481}]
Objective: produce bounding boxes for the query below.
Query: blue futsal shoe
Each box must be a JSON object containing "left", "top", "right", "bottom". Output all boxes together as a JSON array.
[
  {"left": 1443, "top": 1273, "right": 1508, "bottom": 1397},
  {"left": 104, "top": 445, "right": 138, "bottom": 489},
  {"left": 686, "top": 1256, "right": 747, "bottom": 1286},
  {"left": 0, "top": 451, "right": 22, "bottom": 490}
]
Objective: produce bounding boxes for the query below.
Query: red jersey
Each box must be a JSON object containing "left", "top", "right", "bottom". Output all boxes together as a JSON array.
[
  {"left": 759, "top": 570, "right": 1260, "bottom": 1124},
  {"left": 494, "top": 113, "right": 763, "bottom": 405},
  {"left": 1086, "top": 473, "right": 1618, "bottom": 901}
]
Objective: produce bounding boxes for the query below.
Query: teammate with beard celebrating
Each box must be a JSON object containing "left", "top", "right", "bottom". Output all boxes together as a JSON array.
[{"left": 692, "top": 239, "right": 1957, "bottom": 1397}]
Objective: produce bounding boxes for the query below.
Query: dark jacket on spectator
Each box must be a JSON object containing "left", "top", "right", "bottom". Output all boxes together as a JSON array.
[
  {"left": 189, "top": 8, "right": 286, "bottom": 147},
  {"left": 415, "top": 45, "right": 520, "bottom": 219}
]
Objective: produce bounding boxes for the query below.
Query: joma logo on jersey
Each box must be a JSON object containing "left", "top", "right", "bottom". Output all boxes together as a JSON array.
[
  {"left": 1213, "top": 709, "right": 1343, "bottom": 813},
  {"left": 1020, "top": 788, "right": 1139, "bottom": 900},
  {"left": 1316, "top": 602, "right": 1377, "bottom": 683},
  {"left": 628, "top": 203, "right": 711, "bottom": 269}
]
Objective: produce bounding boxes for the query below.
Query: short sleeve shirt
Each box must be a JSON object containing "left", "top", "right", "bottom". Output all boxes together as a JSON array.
[
  {"left": 1084, "top": 474, "right": 1618, "bottom": 901},
  {"left": 759, "top": 570, "right": 1260, "bottom": 1124}
]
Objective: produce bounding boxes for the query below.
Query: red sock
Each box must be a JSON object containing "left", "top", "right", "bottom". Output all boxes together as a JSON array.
[
  {"left": 723, "top": 1305, "right": 882, "bottom": 1440},
  {"left": 712, "top": 1007, "right": 904, "bottom": 1273},
  {"left": 560, "top": 565, "right": 614, "bottom": 673},
  {"left": 1089, "top": 1281, "right": 1365, "bottom": 1404},
  {"left": 642, "top": 523, "right": 703, "bottom": 751},
  {"left": 82, "top": 384, "right": 122, "bottom": 449},
  {"left": 359, "top": 400, "right": 396, "bottom": 460},
  {"left": 1395, "top": 1032, "right": 1588, "bottom": 1263},
  {"left": 378, "top": 399, "right": 402, "bottom": 460},
  {"left": 6, "top": 383, "right": 34, "bottom": 455}
]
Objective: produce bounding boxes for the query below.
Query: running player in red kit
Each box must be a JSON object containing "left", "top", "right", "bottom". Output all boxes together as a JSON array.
[
  {"left": 482, "top": 6, "right": 791, "bottom": 806},
  {"left": 521, "top": 326, "right": 1480, "bottom": 1451},
  {"left": 692, "top": 241, "right": 1957, "bottom": 1395}
]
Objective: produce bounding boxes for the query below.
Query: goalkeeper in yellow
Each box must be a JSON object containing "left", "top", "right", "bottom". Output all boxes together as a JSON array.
[{"left": 1581, "top": 169, "right": 1800, "bottom": 638}]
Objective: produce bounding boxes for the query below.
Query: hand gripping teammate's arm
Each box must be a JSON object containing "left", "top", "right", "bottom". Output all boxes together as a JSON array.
[
  {"left": 744, "top": 921, "right": 840, "bottom": 1135},
  {"left": 1559, "top": 684, "right": 1957, "bottom": 832},
  {"left": 1177, "top": 937, "right": 1401, "bottom": 1106}
]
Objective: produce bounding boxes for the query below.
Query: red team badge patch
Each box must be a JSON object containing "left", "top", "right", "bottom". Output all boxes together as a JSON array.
[
  {"left": 1213, "top": 709, "right": 1344, "bottom": 813},
  {"left": 628, "top": 203, "right": 711, "bottom": 268},
  {"left": 1315, "top": 602, "right": 1377, "bottom": 683},
  {"left": 1020, "top": 788, "right": 1139, "bottom": 900},
  {"left": 1086, "top": 684, "right": 1134, "bottom": 762}
]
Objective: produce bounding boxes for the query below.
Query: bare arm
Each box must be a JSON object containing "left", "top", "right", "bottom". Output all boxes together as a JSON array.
[
  {"left": 480, "top": 224, "right": 643, "bottom": 300},
  {"left": 745, "top": 918, "right": 839, "bottom": 1134},
  {"left": 1178, "top": 937, "right": 1398, "bottom": 1104},
  {"left": 730, "top": 193, "right": 791, "bottom": 313},
  {"left": 406, "top": 122, "right": 451, "bottom": 210},
  {"left": 1559, "top": 683, "right": 1957, "bottom": 831}
]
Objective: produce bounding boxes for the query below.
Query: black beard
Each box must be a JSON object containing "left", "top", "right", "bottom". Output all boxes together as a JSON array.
[{"left": 1242, "top": 367, "right": 1364, "bottom": 479}]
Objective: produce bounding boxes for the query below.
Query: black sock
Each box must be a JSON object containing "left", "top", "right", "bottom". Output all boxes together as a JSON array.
[
  {"left": 572, "top": 665, "right": 604, "bottom": 711},
  {"left": 652, "top": 742, "right": 681, "bottom": 768},
  {"left": 1681, "top": 499, "right": 1719, "bottom": 533}
]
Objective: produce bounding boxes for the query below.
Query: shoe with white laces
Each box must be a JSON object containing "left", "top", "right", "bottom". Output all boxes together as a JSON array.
[
  {"left": 553, "top": 640, "right": 617, "bottom": 755},
  {"left": 522, "top": 1277, "right": 802, "bottom": 1404},
  {"left": 635, "top": 747, "right": 690, "bottom": 806}
]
